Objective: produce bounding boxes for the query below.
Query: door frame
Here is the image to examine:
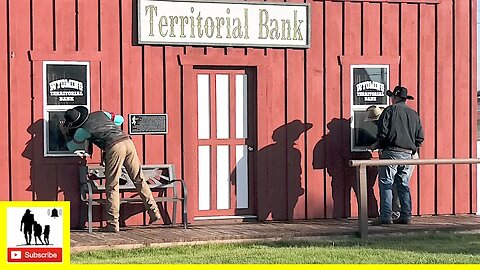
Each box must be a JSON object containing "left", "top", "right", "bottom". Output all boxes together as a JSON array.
[{"left": 179, "top": 53, "right": 269, "bottom": 222}]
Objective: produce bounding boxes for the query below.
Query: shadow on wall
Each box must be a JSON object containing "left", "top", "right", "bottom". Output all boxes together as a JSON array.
[
  {"left": 312, "top": 118, "right": 379, "bottom": 218},
  {"left": 22, "top": 119, "right": 85, "bottom": 227},
  {"left": 233, "top": 119, "right": 312, "bottom": 221}
]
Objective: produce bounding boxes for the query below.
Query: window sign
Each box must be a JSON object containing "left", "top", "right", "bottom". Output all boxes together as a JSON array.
[
  {"left": 350, "top": 65, "right": 389, "bottom": 152},
  {"left": 43, "top": 61, "right": 90, "bottom": 157},
  {"left": 45, "top": 63, "right": 88, "bottom": 106},
  {"left": 352, "top": 66, "right": 388, "bottom": 106}
]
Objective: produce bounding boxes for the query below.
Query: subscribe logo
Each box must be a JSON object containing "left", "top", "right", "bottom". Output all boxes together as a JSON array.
[
  {"left": 6, "top": 206, "right": 66, "bottom": 264},
  {"left": 8, "top": 248, "right": 62, "bottom": 263}
]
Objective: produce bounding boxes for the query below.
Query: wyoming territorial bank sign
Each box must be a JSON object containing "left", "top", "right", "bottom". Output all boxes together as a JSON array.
[{"left": 138, "top": 0, "right": 310, "bottom": 48}]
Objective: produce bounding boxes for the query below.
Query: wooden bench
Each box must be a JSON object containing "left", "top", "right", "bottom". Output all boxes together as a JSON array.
[{"left": 79, "top": 164, "right": 187, "bottom": 233}]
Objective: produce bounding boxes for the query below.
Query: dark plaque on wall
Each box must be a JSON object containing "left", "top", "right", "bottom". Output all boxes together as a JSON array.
[
  {"left": 45, "top": 63, "right": 89, "bottom": 106},
  {"left": 128, "top": 114, "right": 168, "bottom": 135}
]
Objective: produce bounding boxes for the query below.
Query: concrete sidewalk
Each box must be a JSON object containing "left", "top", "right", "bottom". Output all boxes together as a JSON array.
[{"left": 70, "top": 215, "right": 480, "bottom": 252}]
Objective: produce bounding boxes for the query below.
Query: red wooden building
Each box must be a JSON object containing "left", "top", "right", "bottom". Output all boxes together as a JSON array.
[{"left": 0, "top": 0, "right": 477, "bottom": 229}]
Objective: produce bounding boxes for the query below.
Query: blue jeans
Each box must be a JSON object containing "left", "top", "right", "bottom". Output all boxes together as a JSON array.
[{"left": 378, "top": 150, "right": 414, "bottom": 222}]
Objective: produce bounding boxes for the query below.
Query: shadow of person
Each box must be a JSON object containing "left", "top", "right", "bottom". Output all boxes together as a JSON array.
[
  {"left": 234, "top": 120, "right": 312, "bottom": 221},
  {"left": 312, "top": 118, "right": 378, "bottom": 218},
  {"left": 22, "top": 119, "right": 58, "bottom": 200},
  {"left": 23, "top": 118, "right": 85, "bottom": 228}
]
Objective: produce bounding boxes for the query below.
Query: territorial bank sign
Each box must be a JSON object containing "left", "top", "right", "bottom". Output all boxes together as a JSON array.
[{"left": 138, "top": 0, "right": 310, "bottom": 48}]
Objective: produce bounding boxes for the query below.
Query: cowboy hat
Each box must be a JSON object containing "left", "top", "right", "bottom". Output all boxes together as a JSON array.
[
  {"left": 386, "top": 86, "right": 414, "bottom": 100},
  {"left": 63, "top": 106, "right": 89, "bottom": 128},
  {"left": 364, "top": 106, "right": 383, "bottom": 122}
]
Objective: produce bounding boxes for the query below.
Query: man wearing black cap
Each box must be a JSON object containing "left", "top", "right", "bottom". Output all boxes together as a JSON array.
[
  {"left": 372, "top": 86, "right": 424, "bottom": 225},
  {"left": 59, "top": 106, "right": 161, "bottom": 232}
]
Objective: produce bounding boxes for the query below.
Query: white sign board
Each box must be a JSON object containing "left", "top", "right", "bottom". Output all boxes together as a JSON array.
[{"left": 138, "top": 0, "right": 310, "bottom": 48}]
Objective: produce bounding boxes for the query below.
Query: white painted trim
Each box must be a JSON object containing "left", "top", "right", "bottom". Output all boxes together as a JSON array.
[{"left": 194, "top": 215, "right": 257, "bottom": 221}]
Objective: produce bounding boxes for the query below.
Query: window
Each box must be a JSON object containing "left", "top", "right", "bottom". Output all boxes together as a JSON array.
[
  {"left": 350, "top": 65, "right": 389, "bottom": 151},
  {"left": 43, "top": 61, "right": 91, "bottom": 157}
]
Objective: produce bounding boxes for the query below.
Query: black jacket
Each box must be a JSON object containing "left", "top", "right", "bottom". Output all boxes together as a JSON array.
[
  {"left": 80, "top": 111, "right": 129, "bottom": 150},
  {"left": 376, "top": 101, "right": 424, "bottom": 153}
]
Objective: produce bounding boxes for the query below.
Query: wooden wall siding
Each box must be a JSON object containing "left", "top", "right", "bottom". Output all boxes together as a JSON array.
[
  {"left": 0, "top": 0, "right": 9, "bottom": 201},
  {"left": 436, "top": 0, "right": 455, "bottom": 214},
  {"left": 0, "top": 0, "right": 476, "bottom": 228},
  {"left": 454, "top": 0, "right": 473, "bottom": 214},
  {"left": 401, "top": 4, "right": 420, "bottom": 215},
  {"left": 287, "top": 0, "right": 307, "bottom": 221},
  {"left": 471, "top": 0, "right": 478, "bottom": 214},
  {"left": 419, "top": 4, "right": 436, "bottom": 215},
  {"left": 343, "top": 1, "right": 362, "bottom": 218},
  {"left": 306, "top": 0, "right": 325, "bottom": 219}
]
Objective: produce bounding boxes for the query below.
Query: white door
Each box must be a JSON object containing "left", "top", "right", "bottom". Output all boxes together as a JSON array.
[{"left": 193, "top": 68, "right": 256, "bottom": 220}]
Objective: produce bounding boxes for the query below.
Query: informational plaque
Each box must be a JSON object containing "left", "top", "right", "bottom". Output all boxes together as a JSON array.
[{"left": 128, "top": 114, "right": 168, "bottom": 135}]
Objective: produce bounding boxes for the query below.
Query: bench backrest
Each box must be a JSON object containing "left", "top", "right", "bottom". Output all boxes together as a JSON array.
[{"left": 79, "top": 164, "right": 177, "bottom": 195}]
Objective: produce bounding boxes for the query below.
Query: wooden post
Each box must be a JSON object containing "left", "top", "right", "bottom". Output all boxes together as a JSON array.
[
  {"left": 357, "top": 164, "right": 368, "bottom": 238},
  {"left": 350, "top": 158, "right": 480, "bottom": 238}
]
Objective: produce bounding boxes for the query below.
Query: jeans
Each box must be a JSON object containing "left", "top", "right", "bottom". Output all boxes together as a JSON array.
[
  {"left": 378, "top": 150, "right": 414, "bottom": 222},
  {"left": 391, "top": 152, "right": 419, "bottom": 219}
]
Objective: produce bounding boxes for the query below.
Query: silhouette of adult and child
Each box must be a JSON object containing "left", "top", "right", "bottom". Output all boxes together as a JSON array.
[{"left": 20, "top": 209, "right": 51, "bottom": 245}]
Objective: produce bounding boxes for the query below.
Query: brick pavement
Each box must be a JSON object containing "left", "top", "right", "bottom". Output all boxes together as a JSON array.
[{"left": 70, "top": 215, "right": 480, "bottom": 252}]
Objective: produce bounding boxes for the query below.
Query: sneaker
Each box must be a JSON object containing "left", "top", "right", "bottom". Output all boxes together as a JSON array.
[
  {"left": 393, "top": 217, "right": 412, "bottom": 225},
  {"left": 369, "top": 218, "right": 392, "bottom": 226},
  {"left": 148, "top": 209, "right": 161, "bottom": 225}
]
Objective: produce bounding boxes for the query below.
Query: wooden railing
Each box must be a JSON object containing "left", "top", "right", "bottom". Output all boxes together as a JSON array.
[{"left": 349, "top": 158, "right": 480, "bottom": 238}]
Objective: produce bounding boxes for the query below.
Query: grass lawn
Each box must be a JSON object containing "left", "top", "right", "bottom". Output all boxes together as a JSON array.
[{"left": 71, "top": 231, "right": 480, "bottom": 264}]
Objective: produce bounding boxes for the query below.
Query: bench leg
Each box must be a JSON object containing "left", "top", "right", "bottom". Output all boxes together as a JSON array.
[
  {"left": 172, "top": 201, "right": 177, "bottom": 226},
  {"left": 182, "top": 211, "right": 187, "bottom": 229},
  {"left": 88, "top": 199, "right": 93, "bottom": 233},
  {"left": 182, "top": 189, "right": 187, "bottom": 229},
  {"left": 80, "top": 200, "right": 85, "bottom": 231}
]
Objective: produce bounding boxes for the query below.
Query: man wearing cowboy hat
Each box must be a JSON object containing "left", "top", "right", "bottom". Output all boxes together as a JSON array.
[
  {"left": 372, "top": 86, "right": 424, "bottom": 226},
  {"left": 59, "top": 106, "right": 161, "bottom": 232}
]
